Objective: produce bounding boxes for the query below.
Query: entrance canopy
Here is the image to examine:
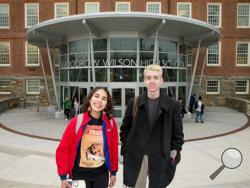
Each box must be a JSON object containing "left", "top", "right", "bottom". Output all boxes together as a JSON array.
[{"left": 27, "top": 12, "right": 220, "bottom": 48}]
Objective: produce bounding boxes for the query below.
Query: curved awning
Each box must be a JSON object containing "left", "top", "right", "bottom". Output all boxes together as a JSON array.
[{"left": 27, "top": 12, "right": 220, "bottom": 48}]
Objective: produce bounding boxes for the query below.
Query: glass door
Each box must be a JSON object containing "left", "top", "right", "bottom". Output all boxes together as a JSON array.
[{"left": 111, "top": 87, "right": 136, "bottom": 119}]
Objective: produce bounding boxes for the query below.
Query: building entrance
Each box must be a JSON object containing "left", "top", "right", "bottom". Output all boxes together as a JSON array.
[{"left": 111, "top": 86, "right": 137, "bottom": 120}]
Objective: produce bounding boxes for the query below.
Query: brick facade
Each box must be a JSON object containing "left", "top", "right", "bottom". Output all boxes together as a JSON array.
[{"left": 0, "top": 0, "right": 250, "bottom": 106}]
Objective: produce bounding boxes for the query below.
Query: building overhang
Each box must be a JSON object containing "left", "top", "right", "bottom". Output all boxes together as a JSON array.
[{"left": 27, "top": 12, "right": 220, "bottom": 48}]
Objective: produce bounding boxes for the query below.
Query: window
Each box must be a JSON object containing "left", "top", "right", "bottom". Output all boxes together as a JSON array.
[
  {"left": 206, "top": 80, "right": 220, "bottom": 94},
  {"left": 236, "top": 42, "right": 249, "bottom": 66},
  {"left": 207, "top": 41, "right": 221, "bottom": 66},
  {"left": 0, "top": 80, "right": 11, "bottom": 94},
  {"left": 207, "top": 3, "right": 221, "bottom": 27},
  {"left": 55, "top": 3, "right": 69, "bottom": 18},
  {"left": 177, "top": 3, "right": 192, "bottom": 18},
  {"left": 116, "top": 2, "right": 130, "bottom": 12},
  {"left": 0, "top": 42, "right": 10, "bottom": 66},
  {"left": 25, "top": 3, "right": 39, "bottom": 27},
  {"left": 237, "top": 3, "right": 250, "bottom": 27},
  {"left": 235, "top": 80, "right": 249, "bottom": 94},
  {"left": 0, "top": 4, "right": 9, "bottom": 28},
  {"left": 26, "top": 42, "right": 39, "bottom": 66},
  {"left": 147, "top": 2, "right": 161, "bottom": 13},
  {"left": 26, "top": 80, "right": 40, "bottom": 94},
  {"left": 85, "top": 2, "right": 99, "bottom": 13}
]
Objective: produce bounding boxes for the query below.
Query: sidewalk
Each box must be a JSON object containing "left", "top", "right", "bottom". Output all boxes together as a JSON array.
[{"left": 0, "top": 106, "right": 249, "bottom": 188}]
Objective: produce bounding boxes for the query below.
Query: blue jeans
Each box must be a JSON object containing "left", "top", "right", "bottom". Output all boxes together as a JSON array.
[{"left": 196, "top": 111, "right": 203, "bottom": 122}]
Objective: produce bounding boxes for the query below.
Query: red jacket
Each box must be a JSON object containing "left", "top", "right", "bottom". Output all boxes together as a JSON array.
[{"left": 56, "top": 112, "right": 118, "bottom": 179}]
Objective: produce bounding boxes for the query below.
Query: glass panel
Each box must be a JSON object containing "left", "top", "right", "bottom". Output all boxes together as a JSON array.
[
  {"left": 125, "top": 88, "right": 135, "bottom": 106},
  {"left": 163, "top": 69, "right": 177, "bottom": 82},
  {"left": 139, "top": 87, "right": 147, "bottom": 95},
  {"left": 69, "top": 40, "right": 88, "bottom": 53},
  {"left": 178, "top": 86, "right": 186, "bottom": 102},
  {"left": 159, "top": 40, "right": 177, "bottom": 53},
  {"left": 110, "top": 68, "right": 137, "bottom": 82},
  {"left": 140, "top": 39, "right": 155, "bottom": 51},
  {"left": 179, "top": 69, "right": 186, "bottom": 82},
  {"left": 112, "top": 89, "right": 121, "bottom": 106},
  {"left": 93, "top": 39, "right": 107, "bottom": 51},
  {"left": 69, "top": 69, "right": 88, "bottom": 82},
  {"left": 168, "top": 87, "right": 176, "bottom": 98},
  {"left": 95, "top": 69, "right": 107, "bottom": 82},
  {"left": 80, "top": 88, "right": 88, "bottom": 105},
  {"left": 60, "top": 69, "right": 68, "bottom": 82},
  {"left": 110, "top": 38, "right": 137, "bottom": 50}
]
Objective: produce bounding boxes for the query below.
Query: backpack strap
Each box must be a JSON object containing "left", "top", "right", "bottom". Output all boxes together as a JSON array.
[{"left": 75, "top": 113, "right": 84, "bottom": 134}]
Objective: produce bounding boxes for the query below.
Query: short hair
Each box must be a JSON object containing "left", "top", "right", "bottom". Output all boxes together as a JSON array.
[{"left": 143, "top": 64, "right": 163, "bottom": 77}]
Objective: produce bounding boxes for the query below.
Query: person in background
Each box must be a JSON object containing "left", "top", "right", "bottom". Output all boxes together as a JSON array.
[
  {"left": 189, "top": 94, "right": 196, "bottom": 113},
  {"left": 195, "top": 96, "right": 205, "bottom": 123},
  {"left": 63, "top": 97, "right": 72, "bottom": 121},
  {"left": 73, "top": 96, "right": 80, "bottom": 117},
  {"left": 178, "top": 97, "right": 187, "bottom": 119},
  {"left": 56, "top": 87, "right": 118, "bottom": 188},
  {"left": 120, "top": 64, "right": 184, "bottom": 188}
]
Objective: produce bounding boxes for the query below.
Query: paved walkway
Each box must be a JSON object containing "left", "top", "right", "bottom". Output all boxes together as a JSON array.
[{"left": 0, "top": 106, "right": 249, "bottom": 188}]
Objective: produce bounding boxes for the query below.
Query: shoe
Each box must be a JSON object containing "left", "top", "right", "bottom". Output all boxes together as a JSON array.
[
  {"left": 195, "top": 120, "right": 198, "bottom": 123},
  {"left": 201, "top": 121, "right": 204, "bottom": 123},
  {"left": 65, "top": 118, "right": 68, "bottom": 121}
]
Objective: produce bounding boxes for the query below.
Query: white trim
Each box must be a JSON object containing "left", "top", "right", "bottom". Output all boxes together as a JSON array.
[
  {"left": 206, "top": 80, "right": 220, "bottom": 94},
  {"left": 26, "top": 80, "right": 40, "bottom": 94},
  {"left": 177, "top": 2, "right": 192, "bottom": 18},
  {"left": 146, "top": 2, "right": 161, "bottom": 13},
  {"left": 236, "top": 41, "right": 250, "bottom": 67},
  {"left": 237, "top": 3, "right": 250, "bottom": 28},
  {"left": 115, "top": 2, "right": 130, "bottom": 12},
  {"left": 85, "top": 2, "right": 100, "bottom": 14},
  {"left": 207, "top": 3, "right": 222, "bottom": 27},
  {"left": 25, "top": 41, "right": 40, "bottom": 66},
  {"left": 235, "top": 80, "right": 249, "bottom": 94},
  {"left": 206, "top": 41, "right": 221, "bottom": 66},
  {"left": 0, "top": 4, "right": 10, "bottom": 28},
  {"left": 54, "top": 2, "right": 69, "bottom": 18},
  {"left": 0, "top": 41, "right": 11, "bottom": 66},
  {"left": 25, "top": 3, "right": 39, "bottom": 28}
]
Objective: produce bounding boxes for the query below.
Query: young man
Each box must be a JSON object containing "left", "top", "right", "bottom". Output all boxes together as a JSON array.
[{"left": 120, "top": 64, "right": 184, "bottom": 188}]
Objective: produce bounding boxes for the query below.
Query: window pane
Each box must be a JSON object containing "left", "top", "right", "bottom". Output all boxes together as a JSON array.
[
  {"left": 26, "top": 80, "right": 40, "bottom": 94},
  {"left": 0, "top": 42, "right": 10, "bottom": 65},
  {"left": 27, "top": 43, "right": 39, "bottom": 65},
  {"left": 85, "top": 3, "right": 99, "bottom": 13},
  {"left": 237, "top": 4, "right": 250, "bottom": 27},
  {"left": 237, "top": 43, "right": 248, "bottom": 65},
  {"left": 208, "top": 4, "right": 220, "bottom": 26},
  {"left": 110, "top": 38, "right": 137, "bottom": 50},
  {"left": 207, "top": 42, "right": 219, "bottom": 65},
  {"left": 177, "top": 3, "right": 191, "bottom": 18},
  {"left": 26, "top": 4, "right": 39, "bottom": 27},
  {"left": 116, "top": 3, "right": 130, "bottom": 12},
  {"left": 0, "top": 4, "right": 9, "bottom": 27},
  {"left": 0, "top": 80, "right": 11, "bottom": 93},
  {"left": 147, "top": 3, "right": 161, "bottom": 13},
  {"left": 207, "top": 80, "right": 219, "bottom": 93},
  {"left": 235, "top": 80, "right": 248, "bottom": 93},
  {"left": 56, "top": 3, "right": 68, "bottom": 18}
]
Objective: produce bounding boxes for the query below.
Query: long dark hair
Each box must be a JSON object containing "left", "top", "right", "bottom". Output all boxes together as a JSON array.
[{"left": 82, "top": 87, "right": 113, "bottom": 118}]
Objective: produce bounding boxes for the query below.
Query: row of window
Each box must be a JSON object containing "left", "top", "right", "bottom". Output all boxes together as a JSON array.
[
  {"left": 0, "top": 41, "right": 249, "bottom": 66},
  {"left": 0, "top": 3, "right": 250, "bottom": 28},
  {"left": 207, "top": 80, "right": 249, "bottom": 94},
  {"left": 0, "top": 79, "right": 248, "bottom": 95},
  {"left": 0, "top": 80, "right": 40, "bottom": 94},
  {"left": 0, "top": 42, "right": 39, "bottom": 66}
]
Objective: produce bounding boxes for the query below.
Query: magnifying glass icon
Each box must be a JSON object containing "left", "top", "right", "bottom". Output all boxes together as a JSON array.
[{"left": 210, "top": 148, "right": 243, "bottom": 180}]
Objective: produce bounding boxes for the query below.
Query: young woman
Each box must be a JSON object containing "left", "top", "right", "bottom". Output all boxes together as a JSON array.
[{"left": 56, "top": 87, "right": 118, "bottom": 188}]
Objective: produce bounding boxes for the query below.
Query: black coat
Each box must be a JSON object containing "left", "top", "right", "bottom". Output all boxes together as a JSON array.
[{"left": 120, "top": 91, "right": 184, "bottom": 188}]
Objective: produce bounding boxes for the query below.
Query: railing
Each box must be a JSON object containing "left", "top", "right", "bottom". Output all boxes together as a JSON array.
[
  {"left": 0, "top": 97, "right": 21, "bottom": 113},
  {"left": 225, "top": 97, "right": 250, "bottom": 116}
]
